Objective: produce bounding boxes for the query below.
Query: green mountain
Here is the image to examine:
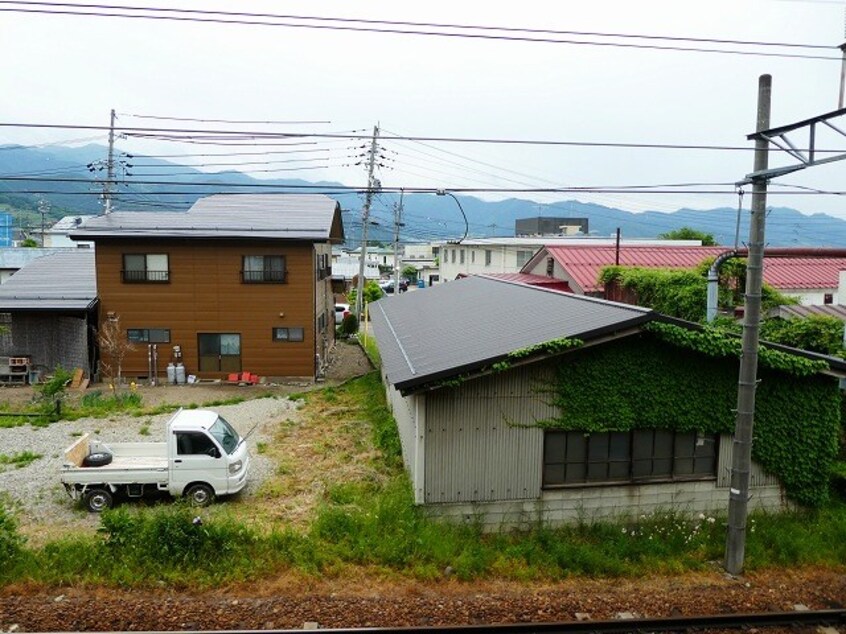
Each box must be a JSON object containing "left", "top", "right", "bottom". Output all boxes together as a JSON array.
[{"left": 2, "top": 144, "right": 845, "bottom": 247}]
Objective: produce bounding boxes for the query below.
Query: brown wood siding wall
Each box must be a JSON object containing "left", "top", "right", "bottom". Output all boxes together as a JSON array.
[
  {"left": 95, "top": 238, "right": 322, "bottom": 379},
  {"left": 314, "top": 242, "right": 334, "bottom": 365}
]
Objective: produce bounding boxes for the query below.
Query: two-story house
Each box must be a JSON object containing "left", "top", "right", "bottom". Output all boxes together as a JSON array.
[{"left": 71, "top": 194, "right": 344, "bottom": 382}]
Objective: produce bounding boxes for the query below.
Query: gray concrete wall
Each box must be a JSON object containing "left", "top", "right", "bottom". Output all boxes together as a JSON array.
[{"left": 1, "top": 313, "right": 90, "bottom": 376}]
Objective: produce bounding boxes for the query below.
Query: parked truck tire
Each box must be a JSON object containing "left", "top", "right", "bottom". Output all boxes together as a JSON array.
[
  {"left": 83, "top": 487, "right": 113, "bottom": 512},
  {"left": 184, "top": 483, "right": 215, "bottom": 507},
  {"left": 83, "top": 452, "right": 113, "bottom": 467}
]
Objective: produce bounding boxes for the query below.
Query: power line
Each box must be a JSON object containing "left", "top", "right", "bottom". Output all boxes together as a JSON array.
[
  {"left": 118, "top": 113, "right": 332, "bottom": 125},
  {"left": 121, "top": 148, "right": 332, "bottom": 159},
  {"left": 0, "top": 2, "right": 839, "bottom": 60},
  {"left": 6, "top": 120, "right": 846, "bottom": 152}
]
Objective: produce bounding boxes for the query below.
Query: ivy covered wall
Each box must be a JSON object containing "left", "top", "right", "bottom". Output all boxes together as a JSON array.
[{"left": 537, "top": 332, "right": 840, "bottom": 507}]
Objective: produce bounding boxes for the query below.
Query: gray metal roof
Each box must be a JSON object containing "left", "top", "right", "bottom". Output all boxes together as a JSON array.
[
  {"left": 0, "top": 251, "right": 97, "bottom": 311},
  {"left": 0, "top": 247, "right": 78, "bottom": 270},
  {"left": 69, "top": 194, "right": 341, "bottom": 241},
  {"left": 371, "top": 276, "right": 653, "bottom": 393},
  {"left": 768, "top": 304, "right": 846, "bottom": 321}
]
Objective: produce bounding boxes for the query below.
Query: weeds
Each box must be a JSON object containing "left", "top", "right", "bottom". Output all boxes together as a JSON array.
[{"left": 0, "top": 451, "right": 42, "bottom": 469}]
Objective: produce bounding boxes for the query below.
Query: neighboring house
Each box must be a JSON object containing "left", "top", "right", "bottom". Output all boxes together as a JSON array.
[
  {"left": 70, "top": 194, "right": 344, "bottom": 381},
  {"left": 439, "top": 238, "right": 702, "bottom": 282},
  {"left": 347, "top": 246, "right": 396, "bottom": 268},
  {"left": 522, "top": 245, "right": 846, "bottom": 305},
  {"left": 0, "top": 251, "right": 98, "bottom": 378},
  {"left": 34, "top": 215, "right": 95, "bottom": 248},
  {"left": 371, "top": 275, "right": 844, "bottom": 529},
  {"left": 0, "top": 247, "right": 75, "bottom": 283},
  {"left": 402, "top": 243, "right": 441, "bottom": 286},
  {"left": 331, "top": 256, "right": 381, "bottom": 293}
]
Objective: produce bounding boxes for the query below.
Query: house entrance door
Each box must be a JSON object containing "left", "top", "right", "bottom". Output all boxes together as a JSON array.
[{"left": 198, "top": 333, "right": 241, "bottom": 373}]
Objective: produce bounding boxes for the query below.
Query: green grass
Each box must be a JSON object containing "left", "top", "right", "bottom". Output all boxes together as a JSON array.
[
  {"left": 1, "top": 373, "right": 845, "bottom": 588},
  {"left": 359, "top": 333, "right": 381, "bottom": 368},
  {"left": 0, "top": 451, "right": 42, "bottom": 469}
]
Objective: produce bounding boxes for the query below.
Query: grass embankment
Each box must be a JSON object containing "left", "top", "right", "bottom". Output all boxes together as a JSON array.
[{"left": 1, "top": 371, "right": 845, "bottom": 588}]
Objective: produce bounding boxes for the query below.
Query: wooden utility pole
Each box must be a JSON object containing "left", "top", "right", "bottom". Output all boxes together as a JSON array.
[
  {"left": 354, "top": 124, "right": 380, "bottom": 322},
  {"left": 725, "top": 74, "right": 771, "bottom": 576}
]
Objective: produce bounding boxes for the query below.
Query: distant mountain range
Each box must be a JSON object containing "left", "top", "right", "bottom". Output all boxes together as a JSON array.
[{"left": 2, "top": 143, "right": 846, "bottom": 247}]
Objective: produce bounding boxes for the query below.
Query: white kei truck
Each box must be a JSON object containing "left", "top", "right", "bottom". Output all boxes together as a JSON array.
[{"left": 61, "top": 409, "right": 251, "bottom": 512}]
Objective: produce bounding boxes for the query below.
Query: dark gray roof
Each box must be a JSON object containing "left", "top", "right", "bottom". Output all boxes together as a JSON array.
[
  {"left": 371, "top": 276, "right": 653, "bottom": 393},
  {"left": 0, "top": 251, "right": 97, "bottom": 311},
  {"left": 69, "top": 194, "right": 341, "bottom": 241}
]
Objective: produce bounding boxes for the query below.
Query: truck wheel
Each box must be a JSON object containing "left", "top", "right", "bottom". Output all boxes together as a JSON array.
[
  {"left": 185, "top": 484, "right": 215, "bottom": 507},
  {"left": 83, "top": 488, "right": 113, "bottom": 513},
  {"left": 83, "top": 452, "right": 113, "bottom": 467}
]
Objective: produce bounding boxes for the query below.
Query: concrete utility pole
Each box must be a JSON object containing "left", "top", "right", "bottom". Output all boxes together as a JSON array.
[
  {"left": 393, "top": 189, "right": 404, "bottom": 293},
  {"left": 354, "top": 124, "right": 380, "bottom": 322},
  {"left": 104, "top": 108, "right": 116, "bottom": 214},
  {"left": 725, "top": 74, "right": 771, "bottom": 576}
]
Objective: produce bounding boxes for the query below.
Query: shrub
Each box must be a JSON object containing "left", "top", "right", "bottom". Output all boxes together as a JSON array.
[
  {"left": 0, "top": 499, "right": 25, "bottom": 573},
  {"left": 340, "top": 313, "right": 359, "bottom": 336}
]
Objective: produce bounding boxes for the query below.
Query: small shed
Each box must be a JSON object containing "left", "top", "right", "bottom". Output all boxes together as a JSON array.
[
  {"left": 371, "top": 275, "right": 843, "bottom": 529},
  {"left": 0, "top": 251, "right": 98, "bottom": 380}
]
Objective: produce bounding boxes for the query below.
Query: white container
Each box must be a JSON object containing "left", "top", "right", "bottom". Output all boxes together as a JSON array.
[
  {"left": 166, "top": 363, "right": 176, "bottom": 384},
  {"left": 175, "top": 363, "right": 186, "bottom": 385}
]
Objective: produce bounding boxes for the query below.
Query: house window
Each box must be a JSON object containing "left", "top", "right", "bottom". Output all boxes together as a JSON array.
[
  {"left": 317, "top": 253, "right": 331, "bottom": 280},
  {"left": 471, "top": 251, "right": 476, "bottom": 264},
  {"left": 485, "top": 250, "right": 492, "bottom": 266},
  {"left": 460, "top": 249, "right": 465, "bottom": 264},
  {"left": 317, "top": 312, "right": 328, "bottom": 333},
  {"left": 543, "top": 430, "right": 717, "bottom": 487},
  {"left": 127, "top": 328, "right": 171, "bottom": 343},
  {"left": 451, "top": 249, "right": 456, "bottom": 264},
  {"left": 516, "top": 250, "right": 533, "bottom": 268},
  {"left": 546, "top": 257, "right": 554, "bottom": 277},
  {"left": 242, "top": 255, "right": 286, "bottom": 283},
  {"left": 272, "top": 327, "right": 305, "bottom": 342},
  {"left": 123, "top": 253, "right": 169, "bottom": 282},
  {"left": 824, "top": 293, "right": 834, "bottom": 304}
]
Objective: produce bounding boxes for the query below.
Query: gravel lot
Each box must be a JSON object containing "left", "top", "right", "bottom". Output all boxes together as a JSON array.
[
  {"left": 0, "top": 341, "right": 373, "bottom": 538},
  {"left": 0, "top": 396, "right": 302, "bottom": 536}
]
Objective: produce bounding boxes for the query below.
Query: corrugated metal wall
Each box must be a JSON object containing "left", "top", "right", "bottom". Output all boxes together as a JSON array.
[
  {"left": 716, "top": 433, "right": 780, "bottom": 487},
  {"left": 424, "top": 363, "right": 556, "bottom": 503},
  {"left": 3, "top": 314, "right": 90, "bottom": 375}
]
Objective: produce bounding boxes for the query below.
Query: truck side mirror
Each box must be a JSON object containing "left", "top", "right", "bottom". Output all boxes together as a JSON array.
[{"left": 206, "top": 447, "right": 220, "bottom": 459}]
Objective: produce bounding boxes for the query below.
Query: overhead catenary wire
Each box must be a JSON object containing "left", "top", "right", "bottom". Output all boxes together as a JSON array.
[{"left": 0, "top": 2, "right": 840, "bottom": 60}]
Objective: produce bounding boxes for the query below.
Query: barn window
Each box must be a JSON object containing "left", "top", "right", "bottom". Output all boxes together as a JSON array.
[{"left": 543, "top": 430, "right": 717, "bottom": 487}]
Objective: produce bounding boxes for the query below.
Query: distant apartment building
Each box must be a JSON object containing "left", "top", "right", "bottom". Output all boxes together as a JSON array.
[{"left": 515, "top": 216, "right": 589, "bottom": 237}]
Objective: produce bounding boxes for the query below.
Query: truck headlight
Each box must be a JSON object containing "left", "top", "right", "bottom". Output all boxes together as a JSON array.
[{"left": 229, "top": 459, "right": 243, "bottom": 474}]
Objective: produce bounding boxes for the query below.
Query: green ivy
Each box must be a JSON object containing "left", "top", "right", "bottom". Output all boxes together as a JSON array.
[
  {"left": 645, "top": 322, "right": 830, "bottom": 377},
  {"left": 506, "top": 337, "right": 583, "bottom": 360},
  {"left": 536, "top": 332, "right": 840, "bottom": 507}
]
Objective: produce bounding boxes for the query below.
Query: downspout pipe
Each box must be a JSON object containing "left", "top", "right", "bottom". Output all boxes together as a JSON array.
[{"left": 706, "top": 250, "right": 740, "bottom": 322}]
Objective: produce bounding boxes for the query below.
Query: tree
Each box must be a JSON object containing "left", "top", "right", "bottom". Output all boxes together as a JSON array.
[
  {"left": 347, "top": 281, "right": 384, "bottom": 317},
  {"left": 401, "top": 265, "right": 418, "bottom": 282},
  {"left": 98, "top": 315, "right": 135, "bottom": 387},
  {"left": 19, "top": 238, "right": 38, "bottom": 248},
  {"left": 659, "top": 227, "right": 718, "bottom": 246}
]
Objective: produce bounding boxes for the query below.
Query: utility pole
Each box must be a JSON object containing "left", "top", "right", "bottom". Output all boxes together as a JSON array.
[
  {"left": 393, "top": 189, "right": 404, "bottom": 293},
  {"left": 104, "top": 108, "right": 116, "bottom": 214},
  {"left": 839, "top": 8, "right": 846, "bottom": 109},
  {"left": 725, "top": 74, "right": 771, "bottom": 576},
  {"left": 354, "top": 124, "right": 380, "bottom": 322},
  {"left": 38, "top": 198, "right": 49, "bottom": 247}
]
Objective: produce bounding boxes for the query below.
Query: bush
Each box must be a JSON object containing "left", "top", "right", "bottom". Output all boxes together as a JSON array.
[
  {"left": 340, "top": 313, "right": 359, "bottom": 336},
  {"left": 0, "top": 499, "right": 25, "bottom": 574},
  {"left": 37, "top": 366, "right": 73, "bottom": 400}
]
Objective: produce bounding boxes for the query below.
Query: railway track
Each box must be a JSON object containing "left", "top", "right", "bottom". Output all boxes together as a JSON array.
[{"left": 44, "top": 608, "right": 845, "bottom": 634}]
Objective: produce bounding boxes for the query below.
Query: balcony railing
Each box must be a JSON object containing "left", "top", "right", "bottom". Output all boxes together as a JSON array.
[
  {"left": 122, "top": 269, "right": 170, "bottom": 283},
  {"left": 241, "top": 269, "right": 287, "bottom": 283}
]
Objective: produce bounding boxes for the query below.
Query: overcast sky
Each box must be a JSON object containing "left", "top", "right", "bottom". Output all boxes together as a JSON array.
[{"left": 2, "top": 0, "right": 846, "bottom": 219}]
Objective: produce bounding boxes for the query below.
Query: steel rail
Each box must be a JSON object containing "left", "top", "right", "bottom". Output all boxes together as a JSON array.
[{"left": 40, "top": 608, "right": 846, "bottom": 634}]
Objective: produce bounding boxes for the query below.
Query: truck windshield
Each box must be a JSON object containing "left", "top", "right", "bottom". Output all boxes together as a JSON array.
[{"left": 209, "top": 416, "right": 241, "bottom": 455}]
